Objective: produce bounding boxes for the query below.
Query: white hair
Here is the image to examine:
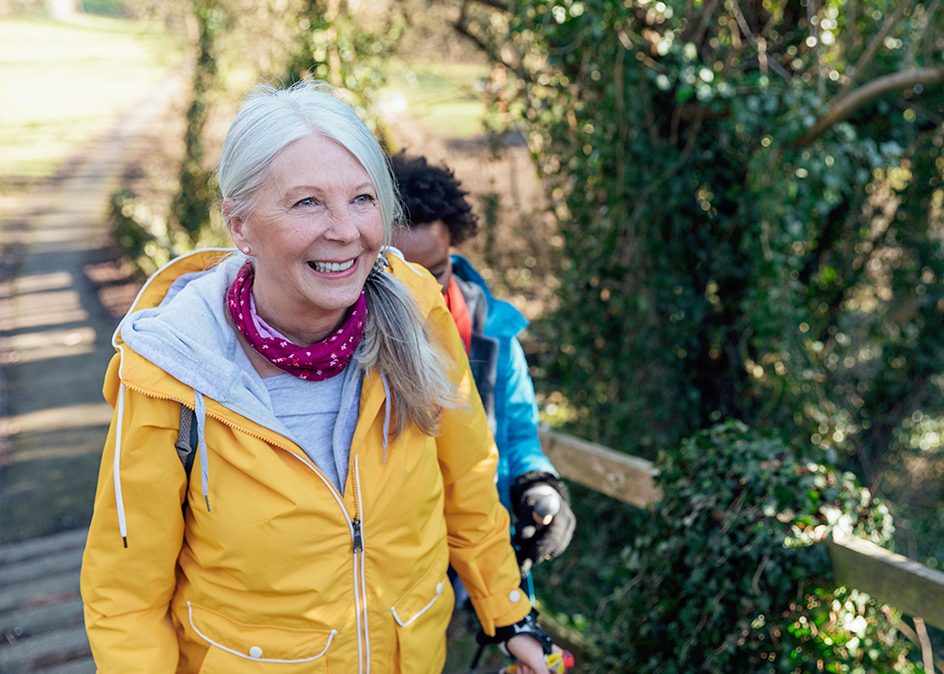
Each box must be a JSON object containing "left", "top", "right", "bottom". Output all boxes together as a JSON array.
[{"left": 217, "top": 80, "right": 401, "bottom": 236}]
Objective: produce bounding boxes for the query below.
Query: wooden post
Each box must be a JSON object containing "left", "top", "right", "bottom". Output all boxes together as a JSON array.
[
  {"left": 538, "top": 427, "right": 662, "bottom": 508},
  {"left": 826, "top": 533, "right": 944, "bottom": 631},
  {"left": 536, "top": 426, "right": 944, "bottom": 634}
]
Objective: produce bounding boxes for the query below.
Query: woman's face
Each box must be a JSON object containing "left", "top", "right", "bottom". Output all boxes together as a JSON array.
[{"left": 226, "top": 133, "right": 384, "bottom": 345}]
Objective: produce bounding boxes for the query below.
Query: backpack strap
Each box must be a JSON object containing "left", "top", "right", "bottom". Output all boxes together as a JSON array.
[{"left": 175, "top": 404, "right": 198, "bottom": 481}]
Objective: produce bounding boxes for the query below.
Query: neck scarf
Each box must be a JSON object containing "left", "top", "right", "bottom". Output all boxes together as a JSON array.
[
  {"left": 227, "top": 260, "right": 367, "bottom": 380},
  {"left": 443, "top": 277, "right": 472, "bottom": 355}
]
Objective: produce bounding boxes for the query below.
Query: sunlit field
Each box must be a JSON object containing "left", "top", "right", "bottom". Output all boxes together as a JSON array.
[
  {"left": 381, "top": 60, "right": 492, "bottom": 141},
  {"left": 0, "top": 14, "right": 183, "bottom": 178}
]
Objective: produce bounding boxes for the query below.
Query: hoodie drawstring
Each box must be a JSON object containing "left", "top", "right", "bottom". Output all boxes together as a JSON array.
[
  {"left": 194, "top": 390, "right": 210, "bottom": 512},
  {"left": 380, "top": 372, "right": 391, "bottom": 463},
  {"left": 114, "top": 383, "right": 129, "bottom": 548},
  {"left": 113, "top": 385, "right": 212, "bottom": 547}
]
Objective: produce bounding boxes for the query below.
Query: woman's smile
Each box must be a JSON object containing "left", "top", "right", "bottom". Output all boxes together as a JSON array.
[{"left": 308, "top": 258, "right": 357, "bottom": 274}]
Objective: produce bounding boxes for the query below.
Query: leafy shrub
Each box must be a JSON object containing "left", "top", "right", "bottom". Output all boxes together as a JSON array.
[
  {"left": 578, "top": 421, "right": 920, "bottom": 673},
  {"left": 460, "top": 0, "right": 944, "bottom": 494},
  {"left": 110, "top": 187, "right": 227, "bottom": 274},
  {"left": 110, "top": 188, "right": 173, "bottom": 275},
  {"left": 281, "top": 0, "right": 402, "bottom": 135}
]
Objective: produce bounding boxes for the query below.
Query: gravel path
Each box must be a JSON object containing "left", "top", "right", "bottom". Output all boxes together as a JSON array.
[{"left": 0, "top": 69, "right": 186, "bottom": 673}]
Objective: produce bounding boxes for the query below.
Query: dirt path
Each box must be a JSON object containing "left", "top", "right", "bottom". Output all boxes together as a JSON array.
[{"left": 0, "top": 68, "right": 187, "bottom": 673}]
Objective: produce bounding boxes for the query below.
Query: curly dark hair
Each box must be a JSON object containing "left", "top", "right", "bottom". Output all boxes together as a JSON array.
[{"left": 389, "top": 152, "right": 479, "bottom": 245}]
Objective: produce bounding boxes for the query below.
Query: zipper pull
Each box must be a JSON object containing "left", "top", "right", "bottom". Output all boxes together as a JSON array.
[{"left": 352, "top": 518, "right": 363, "bottom": 553}]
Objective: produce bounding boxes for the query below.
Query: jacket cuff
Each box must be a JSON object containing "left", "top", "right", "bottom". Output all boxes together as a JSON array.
[
  {"left": 468, "top": 585, "right": 533, "bottom": 636},
  {"left": 476, "top": 608, "right": 553, "bottom": 655}
]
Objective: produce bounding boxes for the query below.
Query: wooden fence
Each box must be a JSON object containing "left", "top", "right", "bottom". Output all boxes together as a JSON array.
[{"left": 537, "top": 427, "right": 944, "bottom": 637}]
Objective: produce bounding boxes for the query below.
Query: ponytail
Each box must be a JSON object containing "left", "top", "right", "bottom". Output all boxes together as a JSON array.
[{"left": 359, "top": 256, "right": 462, "bottom": 438}]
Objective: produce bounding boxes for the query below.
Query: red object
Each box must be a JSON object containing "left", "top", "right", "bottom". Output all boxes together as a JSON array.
[
  {"left": 500, "top": 650, "right": 575, "bottom": 673},
  {"left": 226, "top": 260, "right": 366, "bottom": 379},
  {"left": 443, "top": 277, "right": 472, "bottom": 355}
]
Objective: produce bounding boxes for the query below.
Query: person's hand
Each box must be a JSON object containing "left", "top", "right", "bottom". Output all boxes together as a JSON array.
[
  {"left": 505, "top": 635, "right": 555, "bottom": 673},
  {"left": 476, "top": 608, "right": 556, "bottom": 672},
  {"left": 512, "top": 472, "right": 576, "bottom": 573}
]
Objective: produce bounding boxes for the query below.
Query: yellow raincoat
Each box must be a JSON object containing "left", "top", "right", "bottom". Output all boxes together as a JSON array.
[{"left": 80, "top": 249, "right": 530, "bottom": 673}]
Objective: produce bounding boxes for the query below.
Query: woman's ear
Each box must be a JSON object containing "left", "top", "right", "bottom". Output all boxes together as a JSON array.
[{"left": 222, "top": 199, "right": 249, "bottom": 250}]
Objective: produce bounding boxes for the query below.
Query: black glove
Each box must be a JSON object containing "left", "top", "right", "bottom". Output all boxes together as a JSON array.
[
  {"left": 511, "top": 471, "right": 576, "bottom": 574},
  {"left": 476, "top": 608, "right": 553, "bottom": 654},
  {"left": 469, "top": 608, "right": 554, "bottom": 673}
]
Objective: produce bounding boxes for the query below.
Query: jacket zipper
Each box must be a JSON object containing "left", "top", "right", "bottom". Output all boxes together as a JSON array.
[
  {"left": 124, "top": 381, "right": 371, "bottom": 671},
  {"left": 352, "top": 518, "right": 364, "bottom": 552},
  {"left": 351, "top": 456, "right": 369, "bottom": 673}
]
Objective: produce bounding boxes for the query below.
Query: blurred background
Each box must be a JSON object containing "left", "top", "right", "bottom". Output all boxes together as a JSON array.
[{"left": 1, "top": 0, "right": 942, "bottom": 671}]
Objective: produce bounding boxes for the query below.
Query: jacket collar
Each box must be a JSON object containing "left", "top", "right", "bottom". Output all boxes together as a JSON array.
[{"left": 450, "top": 254, "right": 528, "bottom": 338}]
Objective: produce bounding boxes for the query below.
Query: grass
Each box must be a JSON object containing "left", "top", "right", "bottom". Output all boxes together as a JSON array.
[
  {"left": 0, "top": 14, "right": 485, "bottom": 176},
  {"left": 0, "top": 14, "right": 184, "bottom": 179},
  {"left": 380, "top": 60, "right": 492, "bottom": 141}
]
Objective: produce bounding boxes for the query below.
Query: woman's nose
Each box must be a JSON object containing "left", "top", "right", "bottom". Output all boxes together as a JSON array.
[{"left": 324, "top": 210, "right": 359, "bottom": 243}]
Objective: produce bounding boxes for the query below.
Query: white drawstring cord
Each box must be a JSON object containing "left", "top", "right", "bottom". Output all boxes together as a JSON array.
[
  {"left": 107, "top": 250, "right": 235, "bottom": 544},
  {"left": 114, "top": 382, "right": 129, "bottom": 547},
  {"left": 380, "top": 372, "right": 391, "bottom": 463},
  {"left": 194, "top": 390, "right": 210, "bottom": 511}
]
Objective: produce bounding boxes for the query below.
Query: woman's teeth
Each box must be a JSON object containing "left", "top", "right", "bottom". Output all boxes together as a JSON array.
[{"left": 310, "top": 259, "right": 354, "bottom": 273}]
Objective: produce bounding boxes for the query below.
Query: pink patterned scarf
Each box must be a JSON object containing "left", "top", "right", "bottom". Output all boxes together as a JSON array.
[{"left": 226, "top": 260, "right": 366, "bottom": 380}]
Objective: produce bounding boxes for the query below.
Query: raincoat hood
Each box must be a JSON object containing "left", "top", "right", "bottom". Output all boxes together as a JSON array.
[{"left": 116, "top": 249, "right": 288, "bottom": 436}]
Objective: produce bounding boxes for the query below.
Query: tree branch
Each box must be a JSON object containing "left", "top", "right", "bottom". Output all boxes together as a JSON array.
[
  {"left": 730, "top": 0, "right": 790, "bottom": 80},
  {"left": 837, "top": 1, "right": 909, "bottom": 100},
  {"left": 464, "top": 0, "right": 510, "bottom": 10},
  {"left": 680, "top": 0, "right": 720, "bottom": 49},
  {"left": 452, "top": 14, "right": 524, "bottom": 79},
  {"left": 906, "top": 0, "right": 942, "bottom": 67},
  {"left": 796, "top": 67, "right": 944, "bottom": 147}
]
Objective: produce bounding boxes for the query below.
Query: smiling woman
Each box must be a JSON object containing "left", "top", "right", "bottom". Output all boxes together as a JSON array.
[{"left": 79, "top": 80, "right": 561, "bottom": 674}]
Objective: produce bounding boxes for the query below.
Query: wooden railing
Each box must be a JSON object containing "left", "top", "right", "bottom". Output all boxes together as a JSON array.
[{"left": 538, "top": 427, "right": 944, "bottom": 635}]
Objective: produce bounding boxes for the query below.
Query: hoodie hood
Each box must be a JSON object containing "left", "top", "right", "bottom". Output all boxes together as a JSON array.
[
  {"left": 115, "top": 247, "right": 439, "bottom": 428},
  {"left": 116, "top": 249, "right": 283, "bottom": 434}
]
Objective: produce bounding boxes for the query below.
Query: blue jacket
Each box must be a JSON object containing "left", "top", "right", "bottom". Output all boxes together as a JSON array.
[{"left": 451, "top": 255, "right": 557, "bottom": 512}]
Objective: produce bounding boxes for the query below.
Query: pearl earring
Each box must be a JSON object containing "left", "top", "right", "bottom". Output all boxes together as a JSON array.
[{"left": 242, "top": 247, "right": 251, "bottom": 254}]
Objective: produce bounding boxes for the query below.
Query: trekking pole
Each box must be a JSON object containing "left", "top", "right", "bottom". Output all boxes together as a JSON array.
[{"left": 467, "top": 643, "right": 487, "bottom": 674}]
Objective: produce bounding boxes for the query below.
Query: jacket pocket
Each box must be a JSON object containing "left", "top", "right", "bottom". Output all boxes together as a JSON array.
[
  {"left": 188, "top": 601, "right": 336, "bottom": 672},
  {"left": 389, "top": 548, "right": 453, "bottom": 673}
]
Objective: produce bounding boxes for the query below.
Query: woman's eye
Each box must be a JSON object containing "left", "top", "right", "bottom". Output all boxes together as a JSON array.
[
  {"left": 295, "top": 197, "right": 316, "bottom": 207},
  {"left": 354, "top": 194, "right": 376, "bottom": 205}
]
